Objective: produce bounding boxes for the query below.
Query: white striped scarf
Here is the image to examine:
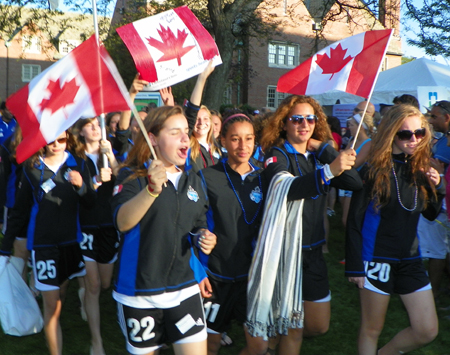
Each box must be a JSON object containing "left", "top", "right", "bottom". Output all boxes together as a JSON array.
[{"left": 246, "top": 172, "right": 304, "bottom": 340}]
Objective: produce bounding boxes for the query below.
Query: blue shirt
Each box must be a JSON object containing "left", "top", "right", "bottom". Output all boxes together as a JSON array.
[
  {"left": 0, "top": 117, "right": 16, "bottom": 145},
  {"left": 432, "top": 135, "right": 450, "bottom": 165}
]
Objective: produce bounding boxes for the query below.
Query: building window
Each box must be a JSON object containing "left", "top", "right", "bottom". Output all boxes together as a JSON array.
[
  {"left": 22, "top": 64, "right": 41, "bottom": 82},
  {"left": 223, "top": 83, "right": 232, "bottom": 105},
  {"left": 59, "top": 39, "right": 80, "bottom": 55},
  {"left": 22, "top": 35, "right": 41, "bottom": 54},
  {"left": 268, "top": 42, "right": 299, "bottom": 68},
  {"left": 267, "top": 86, "right": 288, "bottom": 108}
]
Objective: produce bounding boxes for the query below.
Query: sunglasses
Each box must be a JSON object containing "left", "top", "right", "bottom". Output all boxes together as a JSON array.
[
  {"left": 48, "top": 137, "right": 67, "bottom": 145},
  {"left": 288, "top": 114, "right": 317, "bottom": 125},
  {"left": 434, "top": 101, "right": 450, "bottom": 114},
  {"left": 396, "top": 128, "right": 426, "bottom": 141}
]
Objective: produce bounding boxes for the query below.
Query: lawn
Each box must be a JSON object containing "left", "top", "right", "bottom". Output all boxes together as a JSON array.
[{"left": 1, "top": 204, "right": 450, "bottom": 354}]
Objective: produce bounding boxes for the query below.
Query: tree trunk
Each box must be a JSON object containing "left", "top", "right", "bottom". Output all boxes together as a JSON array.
[{"left": 203, "top": 0, "right": 264, "bottom": 110}]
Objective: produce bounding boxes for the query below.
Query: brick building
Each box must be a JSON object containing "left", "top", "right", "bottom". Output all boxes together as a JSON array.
[
  {"left": 111, "top": 0, "right": 402, "bottom": 110},
  {"left": 246, "top": 0, "right": 402, "bottom": 110},
  {"left": 0, "top": 9, "right": 99, "bottom": 102}
]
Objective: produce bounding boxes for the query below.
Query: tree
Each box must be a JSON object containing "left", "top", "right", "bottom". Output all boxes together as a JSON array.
[
  {"left": 0, "top": 0, "right": 114, "bottom": 54},
  {"left": 109, "top": 0, "right": 394, "bottom": 109},
  {"left": 404, "top": 0, "right": 450, "bottom": 58}
]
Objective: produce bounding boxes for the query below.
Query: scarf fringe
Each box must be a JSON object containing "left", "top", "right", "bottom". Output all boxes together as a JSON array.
[{"left": 246, "top": 172, "right": 305, "bottom": 341}]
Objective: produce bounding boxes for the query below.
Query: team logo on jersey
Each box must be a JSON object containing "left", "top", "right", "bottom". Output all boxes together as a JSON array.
[
  {"left": 64, "top": 168, "right": 72, "bottom": 181},
  {"left": 264, "top": 156, "right": 277, "bottom": 168},
  {"left": 250, "top": 186, "right": 263, "bottom": 204},
  {"left": 187, "top": 186, "right": 199, "bottom": 202},
  {"left": 113, "top": 184, "right": 123, "bottom": 196}
]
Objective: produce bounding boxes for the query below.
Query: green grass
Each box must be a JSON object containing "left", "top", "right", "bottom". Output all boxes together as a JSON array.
[{"left": 1, "top": 204, "right": 450, "bottom": 354}]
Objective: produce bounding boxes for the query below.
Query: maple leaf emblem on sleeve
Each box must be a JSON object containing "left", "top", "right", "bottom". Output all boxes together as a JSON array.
[
  {"left": 315, "top": 43, "right": 354, "bottom": 79},
  {"left": 39, "top": 78, "right": 80, "bottom": 115},
  {"left": 147, "top": 25, "right": 195, "bottom": 66}
]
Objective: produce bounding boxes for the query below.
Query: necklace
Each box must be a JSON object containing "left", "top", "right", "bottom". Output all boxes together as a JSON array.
[
  {"left": 223, "top": 160, "right": 262, "bottom": 225},
  {"left": 391, "top": 163, "right": 418, "bottom": 212}
]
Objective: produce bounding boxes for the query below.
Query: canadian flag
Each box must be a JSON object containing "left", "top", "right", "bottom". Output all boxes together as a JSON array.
[
  {"left": 117, "top": 6, "right": 222, "bottom": 91},
  {"left": 277, "top": 29, "right": 393, "bottom": 98},
  {"left": 6, "top": 35, "right": 132, "bottom": 164}
]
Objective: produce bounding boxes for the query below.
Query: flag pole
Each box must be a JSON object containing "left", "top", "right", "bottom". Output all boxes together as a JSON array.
[
  {"left": 350, "top": 30, "right": 394, "bottom": 150},
  {"left": 92, "top": 0, "right": 109, "bottom": 168},
  {"left": 91, "top": 1, "right": 159, "bottom": 165}
]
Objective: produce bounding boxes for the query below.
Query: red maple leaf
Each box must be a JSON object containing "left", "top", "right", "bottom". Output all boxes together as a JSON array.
[
  {"left": 147, "top": 25, "right": 195, "bottom": 66},
  {"left": 315, "top": 43, "right": 354, "bottom": 79},
  {"left": 39, "top": 78, "right": 80, "bottom": 115}
]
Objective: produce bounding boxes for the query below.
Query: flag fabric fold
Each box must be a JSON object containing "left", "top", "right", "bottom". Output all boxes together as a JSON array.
[
  {"left": 277, "top": 29, "right": 393, "bottom": 98},
  {"left": 6, "top": 35, "right": 132, "bottom": 164},
  {"left": 116, "top": 5, "right": 222, "bottom": 91}
]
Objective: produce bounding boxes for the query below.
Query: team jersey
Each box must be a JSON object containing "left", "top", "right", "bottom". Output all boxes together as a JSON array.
[
  {"left": 263, "top": 141, "right": 363, "bottom": 250},
  {"left": 199, "top": 161, "right": 266, "bottom": 282},
  {"left": 111, "top": 167, "right": 209, "bottom": 297},
  {"left": 1, "top": 152, "right": 95, "bottom": 254},
  {"left": 345, "top": 153, "right": 445, "bottom": 278}
]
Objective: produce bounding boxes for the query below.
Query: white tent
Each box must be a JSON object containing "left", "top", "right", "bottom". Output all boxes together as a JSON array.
[{"left": 311, "top": 58, "right": 450, "bottom": 108}]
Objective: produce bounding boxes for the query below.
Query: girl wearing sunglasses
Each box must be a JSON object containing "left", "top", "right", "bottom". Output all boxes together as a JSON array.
[
  {"left": 0, "top": 130, "right": 95, "bottom": 355},
  {"left": 246, "top": 95, "right": 362, "bottom": 354},
  {"left": 345, "top": 104, "right": 444, "bottom": 355}
]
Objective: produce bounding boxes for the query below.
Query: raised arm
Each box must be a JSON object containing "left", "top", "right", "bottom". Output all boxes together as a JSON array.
[
  {"left": 118, "top": 74, "right": 149, "bottom": 131},
  {"left": 189, "top": 61, "right": 215, "bottom": 106}
]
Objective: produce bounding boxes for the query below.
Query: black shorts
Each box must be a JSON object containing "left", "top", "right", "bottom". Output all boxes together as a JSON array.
[
  {"left": 32, "top": 243, "right": 86, "bottom": 291},
  {"left": 302, "top": 248, "right": 330, "bottom": 302},
  {"left": 80, "top": 227, "right": 119, "bottom": 264},
  {"left": 364, "top": 260, "right": 431, "bottom": 295},
  {"left": 117, "top": 293, "right": 206, "bottom": 354},
  {"left": 203, "top": 278, "right": 247, "bottom": 333}
]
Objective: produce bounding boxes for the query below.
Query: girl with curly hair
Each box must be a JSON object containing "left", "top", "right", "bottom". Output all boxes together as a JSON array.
[
  {"left": 345, "top": 104, "right": 444, "bottom": 354},
  {"left": 246, "top": 95, "right": 362, "bottom": 354}
]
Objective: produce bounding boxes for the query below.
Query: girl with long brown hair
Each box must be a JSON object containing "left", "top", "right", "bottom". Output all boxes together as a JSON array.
[
  {"left": 73, "top": 116, "right": 119, "bottom": 355},
  {"left": 345, "top": 104, "right": 444, "bottom": 354},
  {"left": 246, "top": 95, "right": 362, "bottom": 355},
  {"left": 111, "top": 105, "right": 216, "bottom": 355}
]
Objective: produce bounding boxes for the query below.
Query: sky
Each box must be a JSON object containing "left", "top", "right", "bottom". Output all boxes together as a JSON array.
[
  {"left": 56, "top": 0, "right": 446, "bottom": 64},
  {"left": 400, "top": 0, "right": 448, "bottom": 64}
]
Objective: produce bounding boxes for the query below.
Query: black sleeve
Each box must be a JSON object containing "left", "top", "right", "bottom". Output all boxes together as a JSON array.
[
  {"left": 111, "top": 168, "right": 142, "bottom": 231},
  {"left": 0, "top": 144, "right": 11, "bottom": 207},
  {"left": 421, "top": 180, "right": 446, "bottom": 221},
  {"left": 263, "top": 147, "right": 329, "bottom": 201},
  {"left": 0, "top": 170, "right": 33, "bottom": 255},
  {"left": 111, "top": 129, "right": 131, "bottom": 159},
  {"left": 184, "top": 101, "right": 200, "bottom": 137},
  {"left": 316, "top": 142, "right": 363, "bottom": 191},
  {"left": 76, "top": 159, "right": 96, "bottom": 208},
  {"left": 345, "top": 181, "right": 371, "bottom": 278}
]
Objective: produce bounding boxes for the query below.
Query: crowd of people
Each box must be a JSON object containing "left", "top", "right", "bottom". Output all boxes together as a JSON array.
[{"left": 0, "top": 62, "right": 449, "bottom": 355}]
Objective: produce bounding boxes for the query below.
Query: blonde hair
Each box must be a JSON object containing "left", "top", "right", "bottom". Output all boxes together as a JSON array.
[
  {"left": 190, "top": 105, "right": 221, "bottom": 161},
  {"left": 366, "top": 104, "right": 434, "bottom": 209}
]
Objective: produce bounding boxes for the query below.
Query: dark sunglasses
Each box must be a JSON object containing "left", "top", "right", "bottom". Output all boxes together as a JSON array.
[
  {"left": 396, "top": 128, "right": 426, "bottom": 141},
  {"left": 434, "top": 101, "right": 450, "bottom": 114},
  {"left": 48, "top": 137, "right": 67, "bottom": 145},
  {"left": 288, "top": 114, "right": 317, "bottom": 125}
]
